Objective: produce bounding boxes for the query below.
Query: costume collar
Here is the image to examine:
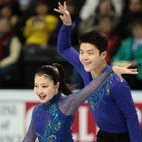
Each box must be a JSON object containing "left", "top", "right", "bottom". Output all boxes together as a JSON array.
[
  {"left": 102, "top": 64, "right": 110, "bottom": 73},
  {"left": 45, "top": 92, "right": 61, "bottom": 106}
]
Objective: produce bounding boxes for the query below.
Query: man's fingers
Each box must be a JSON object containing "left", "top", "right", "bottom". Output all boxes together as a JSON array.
[
  {"left": 64, "top": 1, "right": 67, "bottom": 10},
  {"left": 59, "top": 2, "right": 65, "bottom": 10},
  {"left": 54, "top": 8, "right": 63, "bottom": 14},
  {"left": 54, "top": 6, "right": 67, "bottom": 16},
  {"left": 128, "top": 71, "right": 138, "bottom": 74},
  {"left": 59, "top": 7, "right": 66, "bottom": 14},
  {"left": 129, "top": 68, "right": 137, "bottom": 71},
  {"left": 59, "top": 15, "right": 64, "bottom": 21},
  {"left": 127, "top": 69, "right": 138, "bottom": 74},
  {"left": 124, "top": 63, "right": 132, "bottom": 68},
  {"left": 58, "top": 7, "right": 69, "bottom": 19},
  {"left": 125, "top": 70, "right": 138, "bottom": 74}
]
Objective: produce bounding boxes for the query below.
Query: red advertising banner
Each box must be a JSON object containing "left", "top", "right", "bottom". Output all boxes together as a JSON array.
[{"left": 0, "top": 90, "right": 142, "bottom": 142}]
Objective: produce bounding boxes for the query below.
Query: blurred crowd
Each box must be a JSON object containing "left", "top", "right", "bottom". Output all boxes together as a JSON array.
[{"left": 0, "top": 0, "right": 142, "bottom": 90}]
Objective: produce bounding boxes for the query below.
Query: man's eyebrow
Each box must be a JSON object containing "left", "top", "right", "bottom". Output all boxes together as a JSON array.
[
  {"left": 79, "top": 49, "right": 94, "bottom": 52},
  {"left": 86, "top": 50, "right": 94, "bottom": 52}
]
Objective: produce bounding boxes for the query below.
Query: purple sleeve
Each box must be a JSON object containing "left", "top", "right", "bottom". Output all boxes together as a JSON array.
[
  {"left": 111, "top": 82, "right": 141, "bottom": 142},
  {"left": 59, "top": 67, "right": 113, "bottom": 116},
  {"left": 22, "top": 115, "right": 37, "bottom": 141},
  {"left": 57, "top": 23, "right": 83, "bottom": 75}
]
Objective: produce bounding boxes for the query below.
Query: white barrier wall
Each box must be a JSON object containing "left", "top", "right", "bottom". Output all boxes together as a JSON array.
[{"left": 0, "top": 89, "right": 142, "bottom": 142}]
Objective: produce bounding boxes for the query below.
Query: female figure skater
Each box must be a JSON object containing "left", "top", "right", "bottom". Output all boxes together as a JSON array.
[
  {"left": 54, "top": 2, "right": 141, "bottom": 142},
  {"left": 22, "top": 62, "right": 137, "bottom": 142}
]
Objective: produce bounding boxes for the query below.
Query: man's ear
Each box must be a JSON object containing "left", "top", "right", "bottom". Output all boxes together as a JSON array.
[{"left": 101, "top": 51, "right": 107, "bottom": 60}]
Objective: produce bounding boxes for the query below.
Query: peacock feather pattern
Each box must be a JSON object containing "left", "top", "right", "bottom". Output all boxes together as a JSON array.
[
  {"left": 35, "top": 101, "right": 63, "bottom": 142},
  {"left": 89, "top": 73, "right": 113, "bottom": 110}
]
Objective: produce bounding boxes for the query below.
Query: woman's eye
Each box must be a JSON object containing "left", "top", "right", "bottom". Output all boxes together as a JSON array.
[
  {"left": 89, "top": 53, "right": 93, "bottom": 55},
  {"left": 34, "top": 85, "right": 37, "bottom": 87},
  {"left": 43, "top": 85, "right": 49, "bottom": 88}
]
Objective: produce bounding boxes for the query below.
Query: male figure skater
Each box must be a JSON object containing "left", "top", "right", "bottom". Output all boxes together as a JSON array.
[{"left": 54, "top": 2, "right": 141, "bottom": 142}]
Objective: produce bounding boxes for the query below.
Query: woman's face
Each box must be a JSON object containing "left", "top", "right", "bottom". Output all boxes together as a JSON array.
[
  {"left": 99, "top": 0, "right": 113, "bottom": 15},
  {"left": 0, "top": 19, "right": 10, "bottom": 33},
  {"left": 132, "top": 24, "right": 142, "bottom": 39},
  {"left": 129, "top": 0, "right": 142, "bottom": 13},
  {"left": 34, "top": 75, "right": 59, "bottom": 103},
  {"left": 1, "top": 6, "right": 12, "bottom": 18},
  {"left": 100, "top": 17, "right": 112, "bottom": 33},
  {"left": 35, "top": 4, "right": 48, "bottom": 15}
]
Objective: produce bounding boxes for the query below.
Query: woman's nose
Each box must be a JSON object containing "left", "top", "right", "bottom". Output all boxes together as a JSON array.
[{"left": 38, "top": 88, "right": 43, "bottom": 94}]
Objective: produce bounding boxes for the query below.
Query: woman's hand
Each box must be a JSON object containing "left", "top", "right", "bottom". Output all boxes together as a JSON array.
[
  {"left": 112, "top": 63, "right": 138, "bottom": 82},
  {"left": 54, "top": 1, "right": 72, "bottom": 26}
]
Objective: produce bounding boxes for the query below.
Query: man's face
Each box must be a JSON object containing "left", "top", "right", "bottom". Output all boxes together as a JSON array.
[{"left": 79, "top": 43, "right": 106, "bottom": 72}]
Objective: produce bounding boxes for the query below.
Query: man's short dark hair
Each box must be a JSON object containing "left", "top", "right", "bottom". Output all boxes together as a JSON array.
[{"left": 77, "top": 30, "right": 108, "bottom": 54}]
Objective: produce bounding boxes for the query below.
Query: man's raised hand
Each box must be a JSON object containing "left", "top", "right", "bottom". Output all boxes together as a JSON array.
[{"left": 54, "top": 1, "right": 72, "bottom": 26}]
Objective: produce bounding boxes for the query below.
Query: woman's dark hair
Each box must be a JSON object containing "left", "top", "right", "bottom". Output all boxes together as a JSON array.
[
  {"left": 77, "top": 30, "right": 108, "bottom": 54},
  {"left": 35, "top": 63, "right": 75, "bottom": 96}
]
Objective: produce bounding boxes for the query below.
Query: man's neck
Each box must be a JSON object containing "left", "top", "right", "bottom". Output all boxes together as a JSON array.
[{"left": 91, "top": 62, "right": 106, "bottom": 79}]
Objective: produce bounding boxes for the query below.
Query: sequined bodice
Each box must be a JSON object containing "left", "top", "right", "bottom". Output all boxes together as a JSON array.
[{"left": 32, "top": 94, "right": 74, "bottom": 142}]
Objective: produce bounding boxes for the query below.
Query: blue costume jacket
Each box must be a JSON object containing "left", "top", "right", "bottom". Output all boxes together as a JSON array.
[{"left": 57, "top": 23, "right": 141, "bottom": 142}]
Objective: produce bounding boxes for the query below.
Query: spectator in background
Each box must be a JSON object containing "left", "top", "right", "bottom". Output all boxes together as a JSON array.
[
  {"left": 0, "top": 18, "right": 21, "bottom": 88},
  {"left": 117, "top": 0, "right": 142, "bottom": 40},
  {"left": 18, "top": 0, "right": 31, "bottom": 12},
  {"left": 0, "top": 0, "right": 20, "bottom": 16},
  {"left": 0, "top": 4, "right": 19, "bottom": 28},
  {"left": 27, "top": 0, "right": 65, "bottom": 16},
  {"left": 27, "top": 0, "right": 85, "bottom": 16},
  {"left": 112, "top": 19, "right": 142, "bottom": 90},
  {"left": 98, "top": 13, "right": 119, "bottom": 65},
  {"left": 0, "top": 0, "right": 17, "bottom": 5},
  {"left": 49, "top": 0, "right": 81, "bottom": 46},
  {"left": 23, "top": 0, "right": 58, "bottom": 47},
  {"left": 78, "top": 0, "right": 118, "bottom": 34},
  {"left": 0, "top": 0, "right": 22, "bottom": 43},
  {"left": 79, "top": 0, "right": 123, "bottom": 20}
]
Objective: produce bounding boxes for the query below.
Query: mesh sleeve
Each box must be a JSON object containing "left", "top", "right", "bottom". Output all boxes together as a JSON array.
[
  {"left": 22, "top": 119, "right": 37, "bottom": 142},
  {"left": 59, "top": 67, "right": 113, "bottom": 116}
]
